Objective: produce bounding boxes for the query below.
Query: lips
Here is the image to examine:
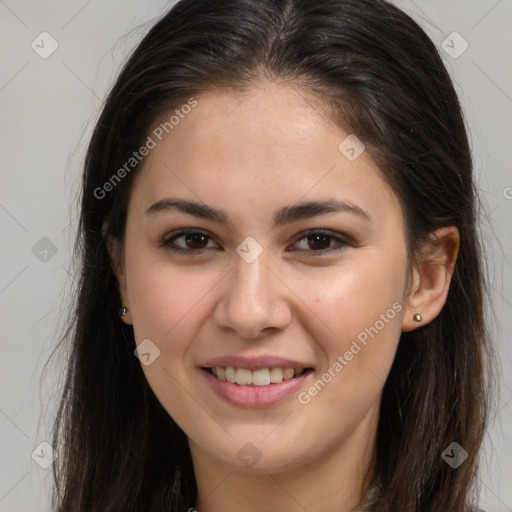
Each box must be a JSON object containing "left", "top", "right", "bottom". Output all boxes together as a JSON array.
[{"left": 199, "top": 354, "right": 315, "bottom": 408}]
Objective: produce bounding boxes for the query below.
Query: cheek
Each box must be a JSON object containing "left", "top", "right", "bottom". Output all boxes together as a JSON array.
[
  {"left": 300, "top": 254, "right": 406, "bottom": 386},
  {"left": 291, "top": 270, "right": 404, "bottom": 446},
  {"left": 124, "top": 256, "right": 215, "bottom": 426},
  {"left": 125, "top": 252, "right": 214, "bottom": 353}
]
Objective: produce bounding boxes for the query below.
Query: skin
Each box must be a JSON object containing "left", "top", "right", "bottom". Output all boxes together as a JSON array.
[{"left": 108, "top": 80, "right": 459, "bottom": 512}]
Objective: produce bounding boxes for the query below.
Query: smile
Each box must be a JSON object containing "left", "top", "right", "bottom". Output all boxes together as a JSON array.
[
  {"left": 205, "top": 366, "right": 309, "bottom": 386},
  {"left": 200, "top": 366, "right": 314, "bottom": 408}
]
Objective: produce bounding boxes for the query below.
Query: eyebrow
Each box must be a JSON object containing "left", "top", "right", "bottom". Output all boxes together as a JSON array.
[{"left": 144, "top": 197, "right": 371, "bottom": 226}]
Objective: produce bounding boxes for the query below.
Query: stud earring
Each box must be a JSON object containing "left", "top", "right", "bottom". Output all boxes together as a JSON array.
[
  {"left": 119, "top": 306, "right": 129, "bottom": 317},
  {"left": 413, "top": 313, "right": 422, "bottom": 322}
]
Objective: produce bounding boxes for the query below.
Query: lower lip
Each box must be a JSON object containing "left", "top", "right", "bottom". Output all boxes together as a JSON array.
[{"left": 200, "top": 368, "right": 314, "bottom": 408}]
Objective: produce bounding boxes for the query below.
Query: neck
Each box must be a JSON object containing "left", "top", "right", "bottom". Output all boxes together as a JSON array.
[{"left": 189, "top": 407, "right": 378, "bottom": 512}]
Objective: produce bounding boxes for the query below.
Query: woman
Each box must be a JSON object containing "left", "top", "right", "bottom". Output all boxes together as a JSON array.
[{"left": 51, "top": 0, "right": 493, "bottom": 510}]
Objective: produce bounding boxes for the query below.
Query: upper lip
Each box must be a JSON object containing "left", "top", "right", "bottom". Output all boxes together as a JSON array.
[{"left": 201, "top": 354, "right": 314, "bottom": 371}]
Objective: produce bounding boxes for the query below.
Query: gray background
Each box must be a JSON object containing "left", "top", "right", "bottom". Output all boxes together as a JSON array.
[{"left": 0, "top": 0, "right": 510, "bottom": 510}]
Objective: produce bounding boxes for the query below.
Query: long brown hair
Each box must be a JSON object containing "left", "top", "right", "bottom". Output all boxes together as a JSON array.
[{"left": 50, "top": 0, "right": 494, "bottom": 510}]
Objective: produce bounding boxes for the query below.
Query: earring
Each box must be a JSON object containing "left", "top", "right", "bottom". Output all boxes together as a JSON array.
[
  {"left": 413, "top": 313, "right": 422, "bottom": 322},
  {"left": 119, "top": 306, "right": 129, "bottom": 317}
]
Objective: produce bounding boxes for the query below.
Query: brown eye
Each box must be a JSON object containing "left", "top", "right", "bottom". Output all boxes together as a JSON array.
[
  {"left": 290, "top": 230, "right": 350, "bottom": 256},
  {"left": 161, "top": 229, "right": 350, "bottom": 257},
  {"left": 306, "top": 233, "right": 332, "bottom": 250},
  {"left": 162, "top": 230, "right": 218, "bottom": 253},
  {"left": 181, "top": 232, "right": 209, "bottom": 250}
]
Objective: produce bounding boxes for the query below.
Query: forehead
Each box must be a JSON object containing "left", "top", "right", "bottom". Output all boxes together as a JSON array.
[{"left": 128, "top": 81, "right": 403, "bottom": 229}]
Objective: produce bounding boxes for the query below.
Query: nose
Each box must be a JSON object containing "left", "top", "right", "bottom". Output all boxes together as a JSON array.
[{"left": 212, "top": 253, "right": 292, "bottom": 340}]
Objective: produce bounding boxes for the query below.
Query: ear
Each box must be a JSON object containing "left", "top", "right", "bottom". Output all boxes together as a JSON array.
[
  {"left": 402, "top": 226, "right": 459, "bottom": 332},
  {"left": 103, "top": 220, "right": 133, "bottom": 326}
]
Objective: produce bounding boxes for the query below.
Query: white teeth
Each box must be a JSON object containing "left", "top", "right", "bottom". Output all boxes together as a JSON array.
[
  {"left": 252, "top": 369, "right": 271, "bottom": 386},
  {"left": 211, "top": 366, "right": 308, "bottom": 386},
  {"left": 269, "top": 367, "right": 283, "bottom": 383},
  {"left": 235, "top": 368, "right": 252, "bottom": 385},
  {"left": 225, "top": 367, "right": 236, "bottom": 383},
  {"left": 283, "top": 368, "right": 294, "bottom": 380}
]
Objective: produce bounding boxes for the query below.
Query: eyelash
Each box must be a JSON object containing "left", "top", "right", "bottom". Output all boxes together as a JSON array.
[{"left": 160, "top": 229, "right": 351, "bottom": 257}]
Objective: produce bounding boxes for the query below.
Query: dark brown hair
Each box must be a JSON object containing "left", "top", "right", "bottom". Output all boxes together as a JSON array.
[{"left": 50, "top": 0, "right": 493, "bottom": 510}]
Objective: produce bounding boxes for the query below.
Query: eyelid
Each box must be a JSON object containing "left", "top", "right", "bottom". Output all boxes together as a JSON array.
[{"left": 161, "top": 228, "right": 352, "bottom": 256}]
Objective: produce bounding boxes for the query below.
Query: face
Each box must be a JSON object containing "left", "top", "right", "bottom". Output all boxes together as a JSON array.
[{"left": 113, "top": 81, "right": 411, "bottom": 474}]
